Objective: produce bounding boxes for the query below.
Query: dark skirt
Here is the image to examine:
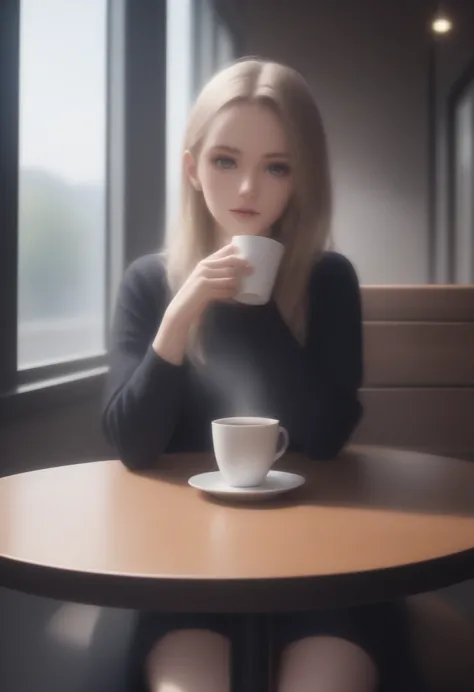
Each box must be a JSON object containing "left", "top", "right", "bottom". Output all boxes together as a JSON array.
[{"left": 126, "top": 600, "right": 426, "bottom": 692}]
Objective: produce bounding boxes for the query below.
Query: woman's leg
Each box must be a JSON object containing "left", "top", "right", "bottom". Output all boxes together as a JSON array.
[
  {"left": 271, "top": 602, "right": 426, "bottom": 692},
  {"left": 125, "top": 612, "right": 232, "bottom": 692},
  {"left": 146, "top": 628, "right": 231, "bottom": 692},
  {"left": 276, "top": 635, "right": 378, "bottom": 692}
]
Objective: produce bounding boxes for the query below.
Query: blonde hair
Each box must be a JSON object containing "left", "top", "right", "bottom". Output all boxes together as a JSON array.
[{"left": 166, "top": 58, "right": 333, "bottom": 345}]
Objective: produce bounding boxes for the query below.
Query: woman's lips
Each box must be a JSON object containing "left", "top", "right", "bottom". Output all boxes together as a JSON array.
[{"left": 230, "top": 209, "right": 260, "bottom": 218}]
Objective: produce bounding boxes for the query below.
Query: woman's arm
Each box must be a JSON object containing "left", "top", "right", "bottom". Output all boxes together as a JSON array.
[
  {"left": 103, "top": 246, "right": 252, "bottom": 469},
  {"left": 102, "top": 255, "right": 187, "bottom": 470},
  {"left": 248, "top": 252, "right": 363, "bottom": 459}
]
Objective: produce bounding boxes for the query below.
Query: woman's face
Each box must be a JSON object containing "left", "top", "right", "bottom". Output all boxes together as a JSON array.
[{"left": 185, "top": 102, "right": 294, "bottom": 241}]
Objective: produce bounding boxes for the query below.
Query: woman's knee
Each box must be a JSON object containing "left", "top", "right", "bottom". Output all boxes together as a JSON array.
[
  {"left": 277, "top": 635, "right": 379, "bottom": 692},
  {"left": 146, "top": 628, "right": 231, "bottom": 692}
]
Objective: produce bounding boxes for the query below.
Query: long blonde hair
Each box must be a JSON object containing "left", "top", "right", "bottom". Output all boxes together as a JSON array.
[{"left": 166, "top": 58, "right": 333, "bottom": 345}]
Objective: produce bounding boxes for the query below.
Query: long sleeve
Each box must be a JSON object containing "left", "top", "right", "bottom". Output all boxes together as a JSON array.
[
  {"left": 242, "top": 252, "right": 363, "bottom": 459},
  {"left": 102, "top": 255, "right": 186, "bottom": 469}
]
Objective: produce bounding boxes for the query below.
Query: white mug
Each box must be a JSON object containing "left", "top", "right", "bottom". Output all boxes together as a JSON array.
[
  {"left": 233, "top": 235, "right": 285, "bottom": 305},
  {"left": 211, "top": 416, "right": 290, "bottom": 487}
]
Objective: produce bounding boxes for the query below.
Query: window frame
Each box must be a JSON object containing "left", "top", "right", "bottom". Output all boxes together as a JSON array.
[
  {"left": 213, "top": 0, "right": 245, "bottom": 57},
  {"left": 191, "top": 0, "right": 243, "bottom": 97},
  {"left": 0, "top": 0, "right": 20, "bottom": 397},
  {"left": 0, "top": 0, "right": 167, "bottom": 413},
  {"left": 447, "top": 55, "right": 474, "bottom": 284}
]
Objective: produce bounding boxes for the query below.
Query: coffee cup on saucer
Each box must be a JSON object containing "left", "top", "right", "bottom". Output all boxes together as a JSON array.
[{"left": 211, "top": 416, "right": 289, "bottom": 487}]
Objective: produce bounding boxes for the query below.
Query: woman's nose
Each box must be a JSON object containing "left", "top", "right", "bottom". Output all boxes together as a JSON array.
[{"left": 239, "top": 173, "right": 258, "bottom": 198}]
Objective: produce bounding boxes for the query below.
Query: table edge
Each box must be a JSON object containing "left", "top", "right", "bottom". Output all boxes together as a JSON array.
[{"left": 1, "top": 547, "right": 473, "bottom": 612}]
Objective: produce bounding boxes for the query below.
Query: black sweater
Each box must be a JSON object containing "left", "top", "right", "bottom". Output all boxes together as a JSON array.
[{"left": 102, "top": 251, "right": 363, "bottom": 469}]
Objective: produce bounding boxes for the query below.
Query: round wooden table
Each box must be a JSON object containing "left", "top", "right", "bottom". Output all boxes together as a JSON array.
[{"left": 1, "top": 446, "right": 474, "bottom": 691}]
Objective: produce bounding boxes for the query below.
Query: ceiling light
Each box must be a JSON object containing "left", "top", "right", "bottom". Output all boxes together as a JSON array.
[{"left": 431, "top": 14, "right": 453, "bottom": 34}]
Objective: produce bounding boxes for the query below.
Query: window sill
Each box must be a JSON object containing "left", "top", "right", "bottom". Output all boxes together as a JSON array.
[{"left": 0, "top": 366, "right": 108, "bottom": 420}]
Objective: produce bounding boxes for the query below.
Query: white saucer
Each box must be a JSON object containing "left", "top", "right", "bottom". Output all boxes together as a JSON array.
[{"left": 188, "top": 470, "right": 305, "bottom": 501}]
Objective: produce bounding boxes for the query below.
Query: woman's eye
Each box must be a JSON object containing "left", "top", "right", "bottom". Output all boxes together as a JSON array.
[
  {"left": 267, "top": 162, "right": 291, "bottom": 177},
  {"left": 212, "top": 156, "right": 236, "bottom": 170}
]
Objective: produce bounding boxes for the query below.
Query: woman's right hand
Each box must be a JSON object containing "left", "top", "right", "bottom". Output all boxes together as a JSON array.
[
  {"left": 167, "top": 243, "right": 252, "bottom": 324},
  {"left": 153, "top": 244, "right": 251, "bottom": 365}
]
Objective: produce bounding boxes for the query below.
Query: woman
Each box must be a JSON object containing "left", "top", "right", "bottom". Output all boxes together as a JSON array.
[{"left": 103, "top": 58, "right": 421, "bottom": 692}]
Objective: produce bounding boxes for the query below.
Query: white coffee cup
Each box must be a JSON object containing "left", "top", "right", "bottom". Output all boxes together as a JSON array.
[
  {"left": 233, "top": 235, "right": 285, "bottom": 305},
  {"left": 211, "top": 416, "right": 290, "bottom": 487}
]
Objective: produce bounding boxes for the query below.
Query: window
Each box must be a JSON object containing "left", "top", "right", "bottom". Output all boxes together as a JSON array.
[
  {"left": 0, "top": 0, "right": 236, "bottom": 405},
  {"left": 165, "top": 0, "right": 238, "bottom": 229},
  {"left": 166, "top": 0, "right": 193, "bottom": 230},
  {"left": 17, "top": 0, "right": 108, "bottom": 369},
  {"left": 452, "top": 79, "right": 474, "bottom": 284}
]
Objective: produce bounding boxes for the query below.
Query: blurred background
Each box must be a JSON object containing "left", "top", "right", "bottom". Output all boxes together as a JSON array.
[{"left": 12, "top": 0, "right": 474, "bottom": 369}]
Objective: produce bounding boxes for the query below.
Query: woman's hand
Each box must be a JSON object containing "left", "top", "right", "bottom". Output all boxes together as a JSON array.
[
  {"left": 169, "top": 243, "right": 251, "bottom": 323},
  {"left": 153, "top": 244, "right": 251, "bottom": 365}
]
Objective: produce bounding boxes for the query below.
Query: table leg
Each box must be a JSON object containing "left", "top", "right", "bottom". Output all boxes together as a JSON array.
[{"left": 231, "top": 613, "right": 272, "bottom": 692}]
